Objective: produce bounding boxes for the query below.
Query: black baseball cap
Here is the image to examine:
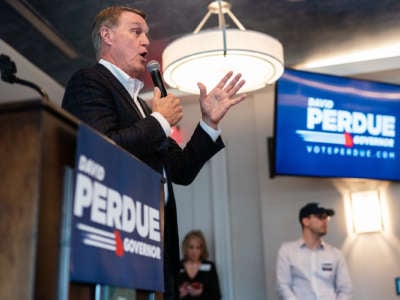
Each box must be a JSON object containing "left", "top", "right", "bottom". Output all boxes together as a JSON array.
[{"left": 299, "top": 202, "right": 335, "bottom": 224}]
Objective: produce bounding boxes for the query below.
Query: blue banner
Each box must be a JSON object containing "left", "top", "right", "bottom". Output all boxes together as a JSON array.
[
  {"left": 275, "top": 68, "right": 400, "bottom": 181},
  {"left": 70, "top": 124, "right": 164, "bottom": 291}
]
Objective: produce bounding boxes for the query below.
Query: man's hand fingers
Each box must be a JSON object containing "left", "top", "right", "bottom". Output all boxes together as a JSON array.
[
  {"left": 153, "top": 87, "right": 161, "bottom": 100},
  {"left": 223, "top": 73, "right": 242, "bottom": 92},
  {"left": 197, "top": 82, "right": 207, "bottom": 99},
  {"left": 215, "top": 71, "right": 234, "bottom": 89},
  {"left": 228, "top": 79, "right": 246, "bottom": 97}
]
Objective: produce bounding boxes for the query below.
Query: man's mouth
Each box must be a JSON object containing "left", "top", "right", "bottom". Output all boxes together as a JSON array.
[{"left": 139, "top": 51, "right": 148, "bottom": 60}]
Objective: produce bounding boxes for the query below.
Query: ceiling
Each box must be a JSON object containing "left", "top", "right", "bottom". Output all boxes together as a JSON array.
[{"left": 2, "top": 0, "right": 400, "bottom": 104}]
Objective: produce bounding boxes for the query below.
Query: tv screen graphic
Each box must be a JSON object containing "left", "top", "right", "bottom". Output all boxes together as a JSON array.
[{"left": 274, "top": 68, "right": 400, "bottom": 181}]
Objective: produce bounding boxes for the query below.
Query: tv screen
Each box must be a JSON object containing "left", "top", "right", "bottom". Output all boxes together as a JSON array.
[{"left": 273, "top": 68, "right": 400, "bottom": 181}]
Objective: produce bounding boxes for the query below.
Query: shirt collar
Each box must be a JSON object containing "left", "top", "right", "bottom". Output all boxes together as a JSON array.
[
  {"left": 297, "top": 238, "right": 325, "bottom": 249},
  {"left": 99, "top": 59, "right": 144, "bottom": 99}
]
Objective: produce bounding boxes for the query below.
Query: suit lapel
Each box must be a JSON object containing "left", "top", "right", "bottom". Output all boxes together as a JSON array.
[
  {"left": 138, "top": 97, "right": 152, "bottom": 116},
  {"left": 95, "top": 63, "right": 145, "bottom": 119}
]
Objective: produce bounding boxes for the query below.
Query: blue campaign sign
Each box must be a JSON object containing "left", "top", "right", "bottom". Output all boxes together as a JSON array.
[
  {"left": 274, "top": 68, "right": 400, "bottom": 181},
  {"left": 70, "top": 124, "right": 164, "bottom": 291}
]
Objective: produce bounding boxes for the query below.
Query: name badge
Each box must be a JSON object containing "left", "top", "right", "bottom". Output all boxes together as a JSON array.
[{"left": 321, "top": 262, "right": 333, "bottom": 271}]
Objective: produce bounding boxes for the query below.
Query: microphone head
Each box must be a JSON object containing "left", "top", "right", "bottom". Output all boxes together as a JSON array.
[{"left": 146, "top": 60, "right": 160, "bottom": 72}]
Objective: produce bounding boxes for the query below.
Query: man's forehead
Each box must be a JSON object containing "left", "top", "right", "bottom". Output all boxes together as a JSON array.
[
  {"left": 128, "top": 21, "right": 148, "bottom": 29},
  {"left": 120, "top": 11, "right": 146, "bottom": 23},
  {"left": 120, "top": 12, "right": 149, "bottom": 31}
]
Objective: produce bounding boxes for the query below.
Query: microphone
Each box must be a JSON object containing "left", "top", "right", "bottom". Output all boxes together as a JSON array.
[{"left": 146, "top": 60, "right": 168, "bottom": 97}]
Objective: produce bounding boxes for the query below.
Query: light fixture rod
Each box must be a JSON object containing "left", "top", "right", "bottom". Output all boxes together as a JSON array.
[
  {"left": 217, "top": 0, "right": 226, "bottom": 30},
  {"left": 193, "top": 11, "right": 212, "bottom": 34},
  {"left": 226, "top": 10, "right": 245, "bottom": 30},
  {"left": 217, "top": 0, "right": 228, "bottom": 56},
  {"left": 193, "top": 1, "right": 246, "bottom": 33}
]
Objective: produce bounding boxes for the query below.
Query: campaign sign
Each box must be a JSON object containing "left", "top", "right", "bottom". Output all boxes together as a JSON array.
[
  {"left": 70, "top": 124, "right": 163, "bottom": 291},
  {"left": 274, "top": 68, "right": 400, "bottom": 181}
]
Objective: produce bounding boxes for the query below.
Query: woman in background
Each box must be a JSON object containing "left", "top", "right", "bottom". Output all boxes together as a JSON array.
[{"left": 176, "top": 230, "right": 221, "bottom": 300}]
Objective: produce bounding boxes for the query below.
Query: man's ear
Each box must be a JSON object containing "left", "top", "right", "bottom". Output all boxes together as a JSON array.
[
  {"left": 100, "top": 25, "right": 113, "bottom": 45},
  {"left": 301, "top": 217, "right": 309, "bottom": 228}
]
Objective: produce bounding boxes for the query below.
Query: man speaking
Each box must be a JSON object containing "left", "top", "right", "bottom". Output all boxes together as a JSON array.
[{"left": 62, "top": 5, "right": 246, "bottom": 299}]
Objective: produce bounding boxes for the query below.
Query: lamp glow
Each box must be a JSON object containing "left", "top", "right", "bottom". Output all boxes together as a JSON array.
[
  {"left": 162, "top": 1, "right": 284, "bottom": 94},
  {"left": 350, "top": 190, "right": 383, "bottom": 234}
]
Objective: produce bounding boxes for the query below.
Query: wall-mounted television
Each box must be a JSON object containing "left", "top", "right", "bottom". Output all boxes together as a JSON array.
[{"left": 272, "top": 68, "right": 400, "bottom": 181}]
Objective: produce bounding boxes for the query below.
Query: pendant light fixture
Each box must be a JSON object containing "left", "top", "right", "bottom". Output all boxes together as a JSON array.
[{"left": 162, "top": 1, "right": 284, "bottom": 94}]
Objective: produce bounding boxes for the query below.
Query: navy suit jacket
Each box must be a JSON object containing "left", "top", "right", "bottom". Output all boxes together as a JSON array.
[{"left": 62, "top": 63, "right": 224, "bottom": 282}]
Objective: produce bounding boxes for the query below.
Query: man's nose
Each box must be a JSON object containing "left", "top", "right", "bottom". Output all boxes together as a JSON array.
[{"left": 141, "top": 34, "right": 150, "bottom": 46}]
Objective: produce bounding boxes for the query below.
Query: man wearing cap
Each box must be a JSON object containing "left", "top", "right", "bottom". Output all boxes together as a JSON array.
[{"left": 276, "top": 202, "right": 352, "bottom": 300}]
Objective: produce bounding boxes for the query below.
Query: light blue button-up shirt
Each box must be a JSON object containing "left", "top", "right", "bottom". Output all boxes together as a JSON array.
[{"left": 276, "top": 239, "right": 352, "bottom": 300}]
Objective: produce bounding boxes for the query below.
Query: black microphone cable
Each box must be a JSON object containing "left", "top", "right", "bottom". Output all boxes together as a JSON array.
[{"left": 0, "top": 54, "right": 50, "bottom": 102}]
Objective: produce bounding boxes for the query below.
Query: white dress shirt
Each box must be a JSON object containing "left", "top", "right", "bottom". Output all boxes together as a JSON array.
[{"left": 276, "top": 239, "right": 352, "bottom": 300}]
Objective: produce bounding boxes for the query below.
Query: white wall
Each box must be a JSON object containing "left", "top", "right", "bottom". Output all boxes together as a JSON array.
[
  {"left": 0, "top": 39, "right": 65, "bottom": 105},
  {"left": 174, "top": 86, "right": 400, "bottom": 300}
]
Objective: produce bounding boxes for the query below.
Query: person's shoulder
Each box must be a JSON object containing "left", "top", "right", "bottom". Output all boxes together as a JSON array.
[
  {"left": 277, "top": 239, "right": 302, "bottom": 256},
  {"left": 71, "top": 63, "right": 103, "bottom": 77},
  {"left": 67, "top": 63, "right": 112, "bottom": 83},
  {"left": 280, "top": 239, "right": 301, "bottom": 249},
  {"left": 199, "top": 260, "right": 215, "bottom": 271},
  {"left": 63, "top": 64, "right": 117, "bottom": 99},
  {"left": 322, "top": 242, "right": 343, "bottom": 253},
  {"left": 320, "top": 241, "right": 346, "bottom": 260}
]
